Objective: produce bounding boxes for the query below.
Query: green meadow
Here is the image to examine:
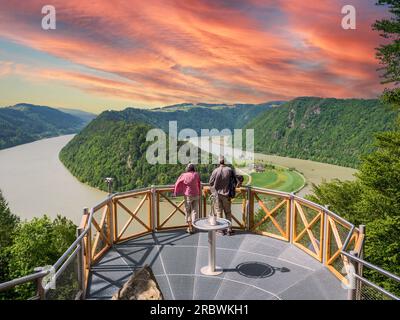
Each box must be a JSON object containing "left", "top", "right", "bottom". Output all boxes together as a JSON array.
[{"left": 243, "top": 168, "right": 305, "bottom": 193}]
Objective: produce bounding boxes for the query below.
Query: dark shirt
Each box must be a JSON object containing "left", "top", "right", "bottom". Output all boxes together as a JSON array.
[{"left": 209, "top": 165, "right": 236, "bottom": 197}]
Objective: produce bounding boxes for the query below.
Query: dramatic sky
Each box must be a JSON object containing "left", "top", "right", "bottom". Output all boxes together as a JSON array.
[{"left": 0, "top": 0, "right": 390, "bottom": 113}]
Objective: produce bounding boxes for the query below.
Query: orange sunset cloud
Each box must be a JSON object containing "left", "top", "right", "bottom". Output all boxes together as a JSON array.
[{"left": 0, "top": 0, "right": 390, "bottom": 110}]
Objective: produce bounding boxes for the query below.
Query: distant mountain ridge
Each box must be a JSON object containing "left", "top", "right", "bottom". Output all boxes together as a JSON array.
[
  {"left": 58, "top": 108, "right": 97, "bottom": 123},
  {"left": 98, "top": 101, "right": 283, "bottom": 134},
  {"left": 154, "top": 101, "right": 284, "bottom": 111},
  {"left": 0, "top": 103, "right": 94, "bottom": 150},
  {"left": 246, "top": 97, "right": 397, "bottom": 168}
]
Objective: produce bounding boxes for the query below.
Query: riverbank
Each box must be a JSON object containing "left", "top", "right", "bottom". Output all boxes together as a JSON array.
[{"left": 0, "top": 135, "right": 107, "bottom": 224}]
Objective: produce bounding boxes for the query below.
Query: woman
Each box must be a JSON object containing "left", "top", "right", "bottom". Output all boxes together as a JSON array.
[{"left": 173, "top": 163, "right": 201, "bottom": 234}]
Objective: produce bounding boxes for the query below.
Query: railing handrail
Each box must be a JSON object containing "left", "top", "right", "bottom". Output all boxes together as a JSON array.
[
  {"left": 0, "top": 270, "right": 49, "bottom": 292},
  {"left": 1, "top": 184, "right": 398, "bottom": 299},
  {"left": 341, "top": 251, "right": 400, "bottom": 283}
]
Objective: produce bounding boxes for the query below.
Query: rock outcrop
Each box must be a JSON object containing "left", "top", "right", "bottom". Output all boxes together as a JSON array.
[{"left": 112, "top": 265, "right": 163, "bottom": 300}]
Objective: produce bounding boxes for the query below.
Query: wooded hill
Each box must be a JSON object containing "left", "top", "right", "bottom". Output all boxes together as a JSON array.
[
  {"left": 59, "top": 119, "right": 216, "bottom": 192},
  {"left": 59, "top": 102, "right": 282, "bottom": 191},
  {"left": 245, "top": 97, "right": 397, "bottom": 167},
  {"left": 0, "top": 104, "right": 92, "bottom": 150}
]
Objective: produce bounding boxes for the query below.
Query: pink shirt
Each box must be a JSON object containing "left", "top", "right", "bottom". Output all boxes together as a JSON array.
[{"left": 173, "top": 172, "right": 201, "bottom": 197}]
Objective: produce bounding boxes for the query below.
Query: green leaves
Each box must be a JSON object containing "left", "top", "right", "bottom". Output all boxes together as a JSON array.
[
  {"left": 59, "top": 119, "right": 216, "bottom": 192},
  {"left": 0, "top": 214, "right": 76, "bottom": 300},
  {"left": 0, "top": 191, "right": 20, "bottom": 292},
  {"left": 364, "top": 216, "right": 400, "bottom": 294},
  {"left": 246, "top": 97, "right": 397, "bottom": 168},
  {"left": 373, "top": 0, "right": 400, "bottom": 109},
  {"left": 308, "top": 128, "right": 400, "bottom": 294}
]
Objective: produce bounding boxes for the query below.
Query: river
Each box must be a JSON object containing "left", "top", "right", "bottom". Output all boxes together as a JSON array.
[
  {"left": 0, "top": 135, "right": 107, "bottom": 225},
  {"left": 0, "top": 134, "right": 356, "bottom": 226},
  {"left": 0, "top": 135, "right": 196, "bottom": 229}
]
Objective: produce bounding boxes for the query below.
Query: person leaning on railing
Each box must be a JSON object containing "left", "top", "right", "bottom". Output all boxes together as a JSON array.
[
  {"left": 209, "top": 156, "right": 242, "bottom": 236},
  {"left": 173, "top": 163, "right": 201, "bottom": 234}
]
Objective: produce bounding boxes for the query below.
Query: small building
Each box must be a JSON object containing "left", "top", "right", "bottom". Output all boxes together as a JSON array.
[{"left": 255, "top": 163, "right": 265, "bottom": 172}]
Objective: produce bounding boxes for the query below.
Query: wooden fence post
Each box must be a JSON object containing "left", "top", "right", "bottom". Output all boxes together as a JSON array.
[{"left": 289, "top": 193, "right": 295, "bottom": 243}]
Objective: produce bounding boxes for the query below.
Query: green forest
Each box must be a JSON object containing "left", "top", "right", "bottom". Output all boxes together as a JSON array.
[
  {"left": 59, "top": 118, "right": 216, "bottom": 192},
  {"left": 0, "top": 104, "right": 88, "bottom": 150},
  {"left": 59, "top": 101, "right": 284, "bottom": 192},
  {"left": 246, "top": 97, "right": 397, "bottom": 168}
]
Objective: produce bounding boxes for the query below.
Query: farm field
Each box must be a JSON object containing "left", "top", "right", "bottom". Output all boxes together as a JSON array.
[
  {"left": 246, "top": 169, "right": 305, "bottom": 192},
  {"left": 253, "top": 152, "right": 357, "bottom": 197}
]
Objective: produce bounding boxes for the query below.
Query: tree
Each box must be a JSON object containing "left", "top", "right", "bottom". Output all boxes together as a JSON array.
[
  {"left": 5, "top": 215, "right": 76, "bottom": 300},
  {"left": 357, "top": 129, "right": 400, "bottom": 220},
  {"left": 306, "top": 180, "right": 363, "bottom": 224},
  {"left": 373, "top": 0, "right": 400, "bottom": 108},
  {"left": 309, "top": 0, "right": 400, "bottom": 295},
  {"left": 0, "top": 191, "right": 20, "bottom": 284},
  {"left": 364, "top": 216, "right": 400, "bottom": 294}
]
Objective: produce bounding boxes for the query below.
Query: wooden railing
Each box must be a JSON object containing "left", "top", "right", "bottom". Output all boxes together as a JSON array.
[
  {"left": 2, "top": 184, "right": 399, "bottom": 300},
  {"left": 292, "top": 198, "right": 324, "bottom": 261},
  {"left": 113, "top": 189, "right": 152, "bottom": 241},
  {"left": 249, "top": 188, "right": 290, "bottom": 241},
  {"left": 156, "top": 187, "right": 188, "bottom": 230},
  {"left": 78, "top": 186, "right": 362, "bottom": 287}
]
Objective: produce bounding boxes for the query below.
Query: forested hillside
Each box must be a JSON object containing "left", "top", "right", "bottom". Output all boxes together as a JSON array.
[
  {"left": 59, "top": 118, "right": 215, "bottom": 192},
  {"left": 245, "top": 97, "right": 397, "bottom": 167},
  {"left": 0, "top": 104, "right": 89, "bottom": 150},
  {"left": 59, "top": 102, "right": 282, "bottom": 191}
]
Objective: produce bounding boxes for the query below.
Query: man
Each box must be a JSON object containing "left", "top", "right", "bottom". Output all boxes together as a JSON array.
[{"left": 209, "top": 156, "right": 239, "bottom": 236}]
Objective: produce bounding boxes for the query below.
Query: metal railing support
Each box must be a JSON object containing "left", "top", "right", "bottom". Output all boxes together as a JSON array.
[
  {"left": 347, "top": 250, "right": 358, "bottom": 300},
  {"left": 76, "top": 227, "right": 85, "bottom": 299},
  {"left": 33, "top": 267, "right": 46, "bottom": 300},
  {"left": 356, "top": 225, "right": 366, "bottom": 300}
]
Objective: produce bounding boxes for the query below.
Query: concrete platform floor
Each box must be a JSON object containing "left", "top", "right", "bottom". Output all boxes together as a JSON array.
[{"left": 87, "top": 230, "right": 347, "bottom": 300}]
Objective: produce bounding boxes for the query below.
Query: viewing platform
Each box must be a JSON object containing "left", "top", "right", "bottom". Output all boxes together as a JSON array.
[
  {"left": 1, "top": 185, "right": 399, "bottom": 300},
  {"left": 87, "top": 230, "right": 345, "bottom": 300}
]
